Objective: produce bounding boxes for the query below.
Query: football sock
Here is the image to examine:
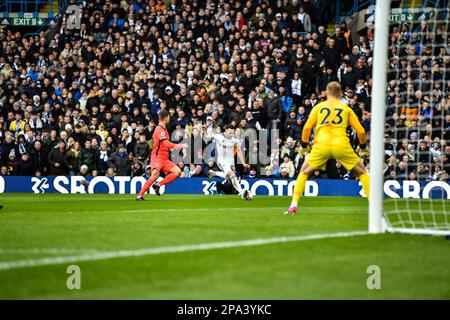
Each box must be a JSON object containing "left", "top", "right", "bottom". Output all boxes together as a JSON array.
[
  {"left": 211, "top": 170, "right": 227, "bottom": 179},
  {"left": 139, "top": 178, "right": 155, "bottom": 197},
  {"left": 159, "top": 173, "right": 178, "bottom": 186},
  {"left": 291, "top": 173, "right": 308, "bottom": 207},
  {"left": 230, "top": 174, "right": 244, "bottom": 194},
  {"left": 358, "top": 173, "right": 370, "bottom": 200}
]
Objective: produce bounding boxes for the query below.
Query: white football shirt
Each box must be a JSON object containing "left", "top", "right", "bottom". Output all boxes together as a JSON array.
[{"left": 214, "top": 133, "right": 239, "bottom": 165}]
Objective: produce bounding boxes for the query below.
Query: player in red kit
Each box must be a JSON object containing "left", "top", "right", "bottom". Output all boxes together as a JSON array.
[{"left": 136, "top": 110, "right": 188, "bottom": 200}]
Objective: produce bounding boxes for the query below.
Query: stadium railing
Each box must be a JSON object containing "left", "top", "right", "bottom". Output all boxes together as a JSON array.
[
  {"left": 1, "top": 0, "right": 54, "bottom": 16},
  {"left": 335, "top": 0, "right": 375, "bottom": 26},
  {"left": 424, "top": 0, "right": 449, "bottom": 8}
]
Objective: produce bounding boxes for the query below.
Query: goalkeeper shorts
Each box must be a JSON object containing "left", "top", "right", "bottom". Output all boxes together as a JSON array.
[{"left": 306, "top": 143, "right": 361, "bottom": 171}]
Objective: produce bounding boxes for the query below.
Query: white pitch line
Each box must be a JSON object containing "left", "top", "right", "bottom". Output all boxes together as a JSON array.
[
  {"left": 11, "top": 207, "right": 286, "bottom": 215},
  {"left": 63, "top": 207, "right": 361, "bottom": 214},
  {"left": 9, "top": 206, "right": 366, "bottom": 215},
  {"left": 124, "top": 207, "right": 284, "bottom": 213},
  {"left": 0, "top": 248, "right": 101, "bottom": 255},
  {"left": 0, "top": 231, "right": 368, "bottom": 271}
]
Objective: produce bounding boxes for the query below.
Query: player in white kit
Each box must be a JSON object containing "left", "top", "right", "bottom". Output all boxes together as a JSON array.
[{"left": 207, "top": 125, "right": 251, "bottom": 199}]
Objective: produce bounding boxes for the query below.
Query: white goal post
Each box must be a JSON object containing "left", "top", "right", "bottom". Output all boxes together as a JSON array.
[{"left": 369, "top": 0, "right": 390, "bottom": 234}]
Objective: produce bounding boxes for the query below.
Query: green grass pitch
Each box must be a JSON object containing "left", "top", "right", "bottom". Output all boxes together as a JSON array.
[{"left": 0, "top": 194, "right": 449, "bottom": 299}]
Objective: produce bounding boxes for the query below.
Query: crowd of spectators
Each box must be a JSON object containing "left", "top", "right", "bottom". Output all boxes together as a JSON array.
[
  {"left": 0, "top": 0, "right": 448, "bottom": 182},
  {"left": 384, "top": 15, "right": 450, "bottom": 183}
]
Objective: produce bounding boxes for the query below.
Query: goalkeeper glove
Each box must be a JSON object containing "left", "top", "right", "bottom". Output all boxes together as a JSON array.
[
  {"left": 300, "top": 141, "right": 311, "bottom": 156},
  {"left": 357, "top": 143, "right": 369, "bottom": 157}
]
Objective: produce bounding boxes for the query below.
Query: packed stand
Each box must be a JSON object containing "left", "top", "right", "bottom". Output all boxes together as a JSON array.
[{"left": 0, "top": 0, "right": 448, "bottom": 182}]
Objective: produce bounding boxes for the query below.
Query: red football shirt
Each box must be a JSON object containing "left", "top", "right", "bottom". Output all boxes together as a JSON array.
[{"left": 151, "top": 125, "right": 175, "bottom": 160}]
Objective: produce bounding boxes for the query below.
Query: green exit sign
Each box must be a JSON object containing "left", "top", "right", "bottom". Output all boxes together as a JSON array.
[
  {"left": 389, "top": 13, "right": 416, "bottom": 23},
  {"left": 13, "top": 18, "right": 46, "bottom": 26},
  {"left": 1, "top": 18, "right": 47, "bottom": 27}
]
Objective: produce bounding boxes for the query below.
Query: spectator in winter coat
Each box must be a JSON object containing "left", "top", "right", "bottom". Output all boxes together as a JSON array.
[
  {"left": 65, "top": 141, "right": 81, "bottom": 175},
  {"left": 298, "top": 6, "right": 311, "bottom": 32},
  {"left": 29, "top": 140, "right": 48, "bottom": 175},
  {"left": 150, "top": 92, "right": 162, "bottom": 119},
  {"left": 134, "top": 135, "right": 151, "bottom": 162},
  {"left": 130, "top": 160, "right": 145, "bottom": 177},
  {"left": 78, "top": 140, "right": 96, "bottom": 173},
  {"left": 280, "top": 89, "right": 293, "bottom": 115},
  {"left": 319, "top": 67, "right": 339, "bottom": 92},
  {"left": 107, "top": 144, "right": 130, "bottom": 176},
  {"left": 14, "top": 153, "right": 34, "bottom": 176},
  {"left": 328, "top": 161, "right": 348, "bottom": 179},
  {"left": 285, "top": 111, "right": 302, "bottom": 140},
  {"left": 48, "top": 141, "right": 69, "bottom": 175},
  {"left": 279, "top": 155, "right": 296, "bottom": 178},
  {"left": 95, "top": 141, "right": 111, "bottom": 175},
  {"left": 266, "top": 90, "right": 283, "bottom": 129}
]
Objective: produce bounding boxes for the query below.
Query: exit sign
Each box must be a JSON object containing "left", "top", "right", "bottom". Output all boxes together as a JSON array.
[
  {"left": 389, "top": 13, "right": 416, "bottom": 23},
  {"left": 2, "top": 18, "right": 47, "bottom": 27}
]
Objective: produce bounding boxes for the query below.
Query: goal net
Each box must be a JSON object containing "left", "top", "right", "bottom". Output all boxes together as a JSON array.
[{"left": 372, "top": 2, "right": 450, "bottom": 235}]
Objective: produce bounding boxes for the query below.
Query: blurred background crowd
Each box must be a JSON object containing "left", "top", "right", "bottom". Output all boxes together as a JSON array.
[{"left": 0, "top": 0, "right": 448, "bottom": 181}]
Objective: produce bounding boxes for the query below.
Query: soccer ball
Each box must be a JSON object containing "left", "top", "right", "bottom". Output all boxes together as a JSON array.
[{"left": 243, "top": 190, "right": 254, "bottom": 201}]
